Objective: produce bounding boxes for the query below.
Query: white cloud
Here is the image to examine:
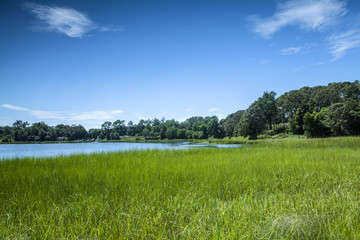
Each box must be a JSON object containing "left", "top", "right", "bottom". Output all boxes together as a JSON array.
[
  {"left": 99, "top": 26, "right": 124, "bottom": 33},
  {"left": 1, "top": 104, "right": 29, "bottom": 111},
  {"left": 68, "top": 110, "right": 124, "bottom": 121},
  {"left": 2, "top": 104, "right": 124, "bottom": 121},
  {"left": 250, "top": 0, "right": 347, "bottom": 38},
  {"left": 281, "top": 47, "right": 302, "bottom": 55},
  {"left": 328, "top": 29, "right": 360, "bottom": 60},
  {"left": 110, "top": 110, "right": 124, "bottom": 115},
  {"left": 24, "top": 2, "right": 95, "bottom": 38},
  {"left": 23, "top": 2, "right": 121, "bottom": 38},
  {"left": 30, "top": 110, "right": 67, "bottom": 120},
  {"left": 208, "top": 108, "right": 218, "bottom": 112}
]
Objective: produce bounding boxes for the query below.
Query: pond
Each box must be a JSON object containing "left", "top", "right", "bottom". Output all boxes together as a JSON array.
[{"left": 0, "top": 142, "right": 240, "bottom": 159}]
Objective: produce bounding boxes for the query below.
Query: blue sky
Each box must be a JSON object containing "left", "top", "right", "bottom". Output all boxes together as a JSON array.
[{"left": 1, "top": 0, "right": 360, "bottom": 129}]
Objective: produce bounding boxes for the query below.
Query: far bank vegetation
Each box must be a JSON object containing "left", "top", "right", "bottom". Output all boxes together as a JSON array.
[{"left": 1, "top": 81, "right": 359, "bottom": 142}]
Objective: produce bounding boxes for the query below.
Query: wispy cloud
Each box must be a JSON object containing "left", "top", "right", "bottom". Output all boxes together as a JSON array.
[
  {"left": 249, "top": 0, "right": 347, "bottom": 39},
  {"left": 99, "top": 26, "right": 123, "bottom": 33},
  {"left": 23, "top": 2, "right": 121, "bottom": 38},
  {"left": 68, "top": 110, "right": 124, "bottom": 121},
  {"left": 250, "top": 0, "right": 360, "bottom": 63},
  {"left": 281, "top": 47, "right": 302, "bottom": 55},
  {"left": 1, "top": 104, "right": 29, "bottom": 111},
  {"left": 30, "top": 110, "right": 67, "bottom": 120},
  {"left": 2, "top": 104, "right": 124, "bottom": 121},
  {"left": 259, "top": 59, "right": 271, "bottom": 65},
  {"left": 327, "top": 29, "right": 360, "bottom": 61},
  {"left": 208, "top": 108, "right": 218, "bottom": 112}
]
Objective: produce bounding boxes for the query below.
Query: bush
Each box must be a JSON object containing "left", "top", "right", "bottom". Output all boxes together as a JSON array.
[{"left": 1, "top": 136, "right": 12, "bottom": 142}]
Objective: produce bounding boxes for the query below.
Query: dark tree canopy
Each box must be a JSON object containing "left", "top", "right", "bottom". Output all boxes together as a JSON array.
[
  {"left": 221, "top": 110, "right": 245, "bottom": 137},
  {"left": 238, "top": 102, "right": 267, "bottom": 139}
]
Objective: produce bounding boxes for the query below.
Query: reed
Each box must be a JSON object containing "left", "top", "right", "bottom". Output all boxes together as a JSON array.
[{"left": 1, "top": 137, "right": 360, "bottom": 239}]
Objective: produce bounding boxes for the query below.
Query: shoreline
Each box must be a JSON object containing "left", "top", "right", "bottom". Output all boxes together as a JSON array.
[{"left": 0, "top": 138, "right": 246, "bottom": 145}]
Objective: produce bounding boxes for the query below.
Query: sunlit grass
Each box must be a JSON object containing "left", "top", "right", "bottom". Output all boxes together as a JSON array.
[{"left": 1, "top": 137, "right": 360, "bottom": 239}]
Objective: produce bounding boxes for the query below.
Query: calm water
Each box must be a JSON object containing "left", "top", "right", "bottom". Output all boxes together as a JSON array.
[{"left": 0, "top": 142, "right": 239, "bottom": 159}]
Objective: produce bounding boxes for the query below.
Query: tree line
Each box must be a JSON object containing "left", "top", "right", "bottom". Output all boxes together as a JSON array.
[
  {"left": 229, "top": 80, "right": 360, "bottom": 139},
  {"left": 0, "top": 122, "right": 88, "bottom": 142},
  {"left": 1, "top": 81, "right": 359, "bottom": 142},
  {"left": 0, "top": 116, "right": 225, "bottom": 142}
]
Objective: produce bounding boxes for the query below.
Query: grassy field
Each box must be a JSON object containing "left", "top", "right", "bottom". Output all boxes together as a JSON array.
[{"left": 1, "top": 137, "right": 360, "bottom": 239}]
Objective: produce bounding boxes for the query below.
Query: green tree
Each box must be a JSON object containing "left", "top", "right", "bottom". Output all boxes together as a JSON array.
[
  {"left": 310, "top": 86, "right": 340, "bottom": 109},
  {"left": 68, "top": 125, "right": 88, "bottom": 140},
  {"left": 12, "top": 120, "right": 29, "bottom": 141},
  {"left": 54, "top": 124, "right": 70, "bottom": 139},
  {"left": 135, "top": 120, "right": 146, "bottom": 135},
  {"left": 0, "top": 126, "right": 13, "bottom": 142},
  {"left": 303, "top": 108, "right": 330, "bottom": 137},
  {"left": 221, "top": 110, "right": 245, "bottom": 137},
  {"left": 206, "top": 116, "right": 220, "bottom": 138},
  {"left": 152, "top": 125, "right": 163, "bottom": 139},
  {"left": 166, "top": 127, "right": 178, "bottom": 139},
  {"left": 238, "top": 102, "right": 266, "bottom": 139},
  {"left": 277, "top": 87, "right": 312, "bottom": 122},
  {"left": 291, "top": 108, "right": 305, "bottom": 135},
  {"left": 88, "top": 128, "right": 102, "bottom": 139},
  {"left": 324, "top": 100, "right": 360, "bottom": 136},
  {"left": 258, "top": 91, "right": 277, "bottom": 130},
  {"left": 113, "top": 120, "right": 126, "bottom": 137},
  {"left": 101, "top": 121, "right": 112, "bottom": 139},
  {"left": 109, "top": 132, "right": 120, "bottom": 140},
  {"left": 29, "top": 122, "right": 50, "bottom": 141},
  {"left": 177, "top": 129, "right": 187, "bottom": 139},
  {"left": 142, "top": 128, "right": 150, "bottom": 139},
  {"left": 199, "top": 123, "right": 208, "bottom": 139},
  {"left": 127, "top": 121, "right": 135, "bottom": 136}
]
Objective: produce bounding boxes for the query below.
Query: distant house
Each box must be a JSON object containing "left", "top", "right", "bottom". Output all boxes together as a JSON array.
[{"left": 57, "top": 137, "right": 65, "bottom": 141}]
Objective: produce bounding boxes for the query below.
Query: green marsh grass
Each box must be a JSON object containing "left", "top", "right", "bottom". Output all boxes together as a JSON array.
[{"left": 1, "top": 137, "right": 360, "bottom": 239}]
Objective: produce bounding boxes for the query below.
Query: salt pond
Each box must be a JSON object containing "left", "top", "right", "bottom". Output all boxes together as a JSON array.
[{"left": 0, "top": 142, "right": 240, "bottom": 159}]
